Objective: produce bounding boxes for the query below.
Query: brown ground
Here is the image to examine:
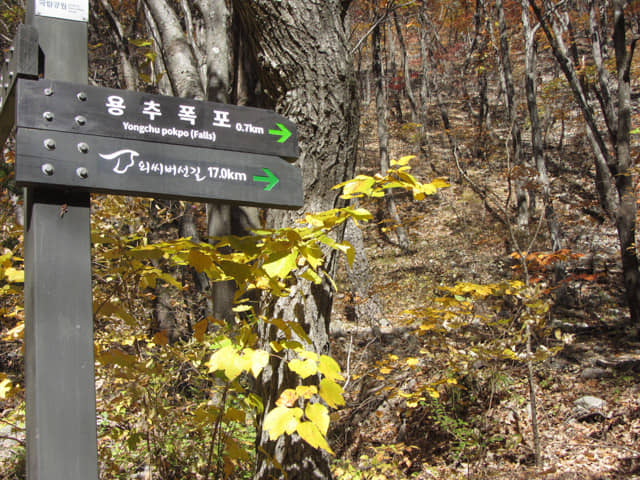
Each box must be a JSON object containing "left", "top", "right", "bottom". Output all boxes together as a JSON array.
[{"left": 328, "top": 111, "right": 640, "bottom": 479}]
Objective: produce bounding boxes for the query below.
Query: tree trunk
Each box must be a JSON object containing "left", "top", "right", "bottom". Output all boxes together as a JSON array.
[
  {"left": 531, "top": 0, "right": 640, "bottom": 325},
  {"left": 496, "top": 0, "right": 527, "bottom": 227},
  {"left": 372, "top": 20, "right": 410, "bottom": 250},
  {"left": 393, "top": 10, "right": 418, "bottom": 123},
  {"left": 234, "top": 2, "right": 360, "bottom": 478},
  {"left": 520, "top": 2, "right": 563, "bottom": 254},
  {"left": 611, "top": 0, "right": 640, "bottom": 326}
]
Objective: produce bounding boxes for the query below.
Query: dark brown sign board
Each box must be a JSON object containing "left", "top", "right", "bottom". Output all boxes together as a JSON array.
[
  {"left": 16, "top": 128, "right": 304, "bottom": 209},
  {"left": 16, "top": 78, "right": 299, "bottom": 160},
  {"left": 0, "top": 25, "right": 39, "bottom": 146}
]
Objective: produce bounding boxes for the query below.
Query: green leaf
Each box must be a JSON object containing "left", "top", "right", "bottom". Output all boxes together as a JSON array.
[
  {"left": 319, "top": 378, "right": 345, "bottom": 408},
  {"left": 263, "top": 406, "right": 303, "bottom": 440},
  {"left": 296, "top": 421, "right": 334, "bottom": 454}
]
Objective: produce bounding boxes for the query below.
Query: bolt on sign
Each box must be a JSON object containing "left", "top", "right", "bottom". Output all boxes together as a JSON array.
[{"left": 14, "top": 78, "right": 303, "bottom": 209}]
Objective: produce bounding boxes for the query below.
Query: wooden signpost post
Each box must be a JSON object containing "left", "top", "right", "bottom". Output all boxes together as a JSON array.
[{"left": 0, "top": 3, "right": 302, "bottom": 479}]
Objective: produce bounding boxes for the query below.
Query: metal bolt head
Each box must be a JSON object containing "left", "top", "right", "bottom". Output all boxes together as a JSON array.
[
  {"left": 77, "top": 92, "right": 87, "bottom": 101},
  {"left": 75, "top": 115, "right": 87, "bottom": 126},
  {"left": 77, "top": 142, "right": 89, "bottom": 153},
  {"left": 43, "top": 138, "right": 56, "bottom": 150},
  {"left": 43, "top": 111, "right": 54, "bottom": 121},
  {"left": 41, "top": 163, "right": 55, "bottom": 176},
  {"left": 44, "top": 87, "right": 53, "bottom": 96},
  {"left": 76, "top": 167, "right": 89, "bottom": 179}
]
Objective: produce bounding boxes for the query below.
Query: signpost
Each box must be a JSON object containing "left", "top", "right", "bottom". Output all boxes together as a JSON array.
[
  {"left": 0, "top": 2, "right": 302, "bottom": 479},
  {"left": 16, "top": 78, "right": 299, "bottom": 160}
]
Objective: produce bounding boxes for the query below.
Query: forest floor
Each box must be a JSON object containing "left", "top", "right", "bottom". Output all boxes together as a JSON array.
[{"left": 328, "top": 113, "right": 640, "bottom": 479}]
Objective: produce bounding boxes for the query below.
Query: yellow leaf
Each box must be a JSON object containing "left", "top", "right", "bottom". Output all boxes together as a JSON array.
[
  {"left": 427, "top": 388, "right": 440, "bottom": 399},
  {"left": 379, "top": 367, "right": 392, "bottom": 375},
  {"left": 335, "top": 175, "right": 376, "bottom": 198},
  {"left": 390, "top": 155, "right": 416, "bottom": 167},
  {"left": 263, "top": 406, "right": 303, "bottom": 440},
  {"left": 245, "top": 349, "right": 269, "bottom": 378},
  {"left": 318, "top": 355, "right": 344, "bottom": 382},
  {"left": 319, "top": 378, "right": 345, "bottom": 409},
  {"left": 295, "top": 385, "right": 318, "bottom": 399},
  {"left": 296, "top": 421, "right": 334, "bottom": 454},
  {"left": 288, "top": 358, "right": 317, "bottom": 379},
  {"left": 277, "top": 389, "right": 299, "bottom": 407},
  {"left": 207, "top": 345, "right": 244, "bottom": 381},
  {"left": 299, "top": 244, "right": 324, "bottom": 269},
  {"left": 263, "top": 250, "right": 298, "bottom": 279},
  {"left": 301, "top": 267, "right": 323, "bottom": 284},
  {"left": 4, "top": 267, "right": 24, "bottom": 283},
  {"left": 298, "top": 350, "right": 319, "bottom": 362},
  {"left": 305, "top": 402, "right": 330, "bottom": 436},
  {"left": 406, "top": 357, "right": 419, "bottom": 367},
  {"left": 0, "top": 376, "right": 13, "bottom": 399}
]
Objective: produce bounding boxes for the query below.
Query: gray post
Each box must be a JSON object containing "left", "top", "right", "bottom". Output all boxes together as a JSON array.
[{"left": 23, "top": 1, "right": 98, "bottom": 479}]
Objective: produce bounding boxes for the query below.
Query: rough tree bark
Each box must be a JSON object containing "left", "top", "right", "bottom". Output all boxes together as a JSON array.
[{"left": 234, "top": 1, "right": 360, "bottom": 478}]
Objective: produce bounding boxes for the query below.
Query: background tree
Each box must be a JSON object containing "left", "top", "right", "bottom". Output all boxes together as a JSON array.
[{"left": 530, "top": 0, "right": 640, "bottom": 326}]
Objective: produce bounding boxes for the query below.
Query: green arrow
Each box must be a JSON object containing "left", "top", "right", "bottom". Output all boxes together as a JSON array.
[
  {"left": 253, "top": 168, "right": 279, "bottom": 191},
  {"left": 268, "top": 123, "right": 292, "bottom": 143}
]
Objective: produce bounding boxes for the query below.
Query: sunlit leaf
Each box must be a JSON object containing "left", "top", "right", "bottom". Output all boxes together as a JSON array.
[
  {"left": 276, "top": 389, "right": 299, "bottom": 407},
  {"left": 246, "top": 349, "right": 269, "bottom": 378},
  {"left": 4, "top": 267, "right": 23, "bottom": 283},
  {"left": 0, "top": 376, "right": 13, "bottom": 399},
  {"left": 297, "top": 420, "right": 334, "bottom": 454},
  {"left": 305, "top": 402, "right": 330, "bottom": 436},
  {"left": 319, "top": 378, "right": 345, "bottom": 408},
  {"left": 207, "top": 345, "right": 244, "bottom": 381},
  {"left": 263, "top": 250, "right": 298, "bottom": 279},
  {"left": 390, "top": 155, "right": 416, "bottom": 167},
  {"left": 288, "top": 358, "right": 317, "bottom": 379},
  {"left": 318, "top": 355, "right": 344, "bottom": 382},
  {"left": 296, "top": 385, "right": 317, "bottom": 399},
  {"left": 263, "top": 406, "right": 302, "bottom": 439}
]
